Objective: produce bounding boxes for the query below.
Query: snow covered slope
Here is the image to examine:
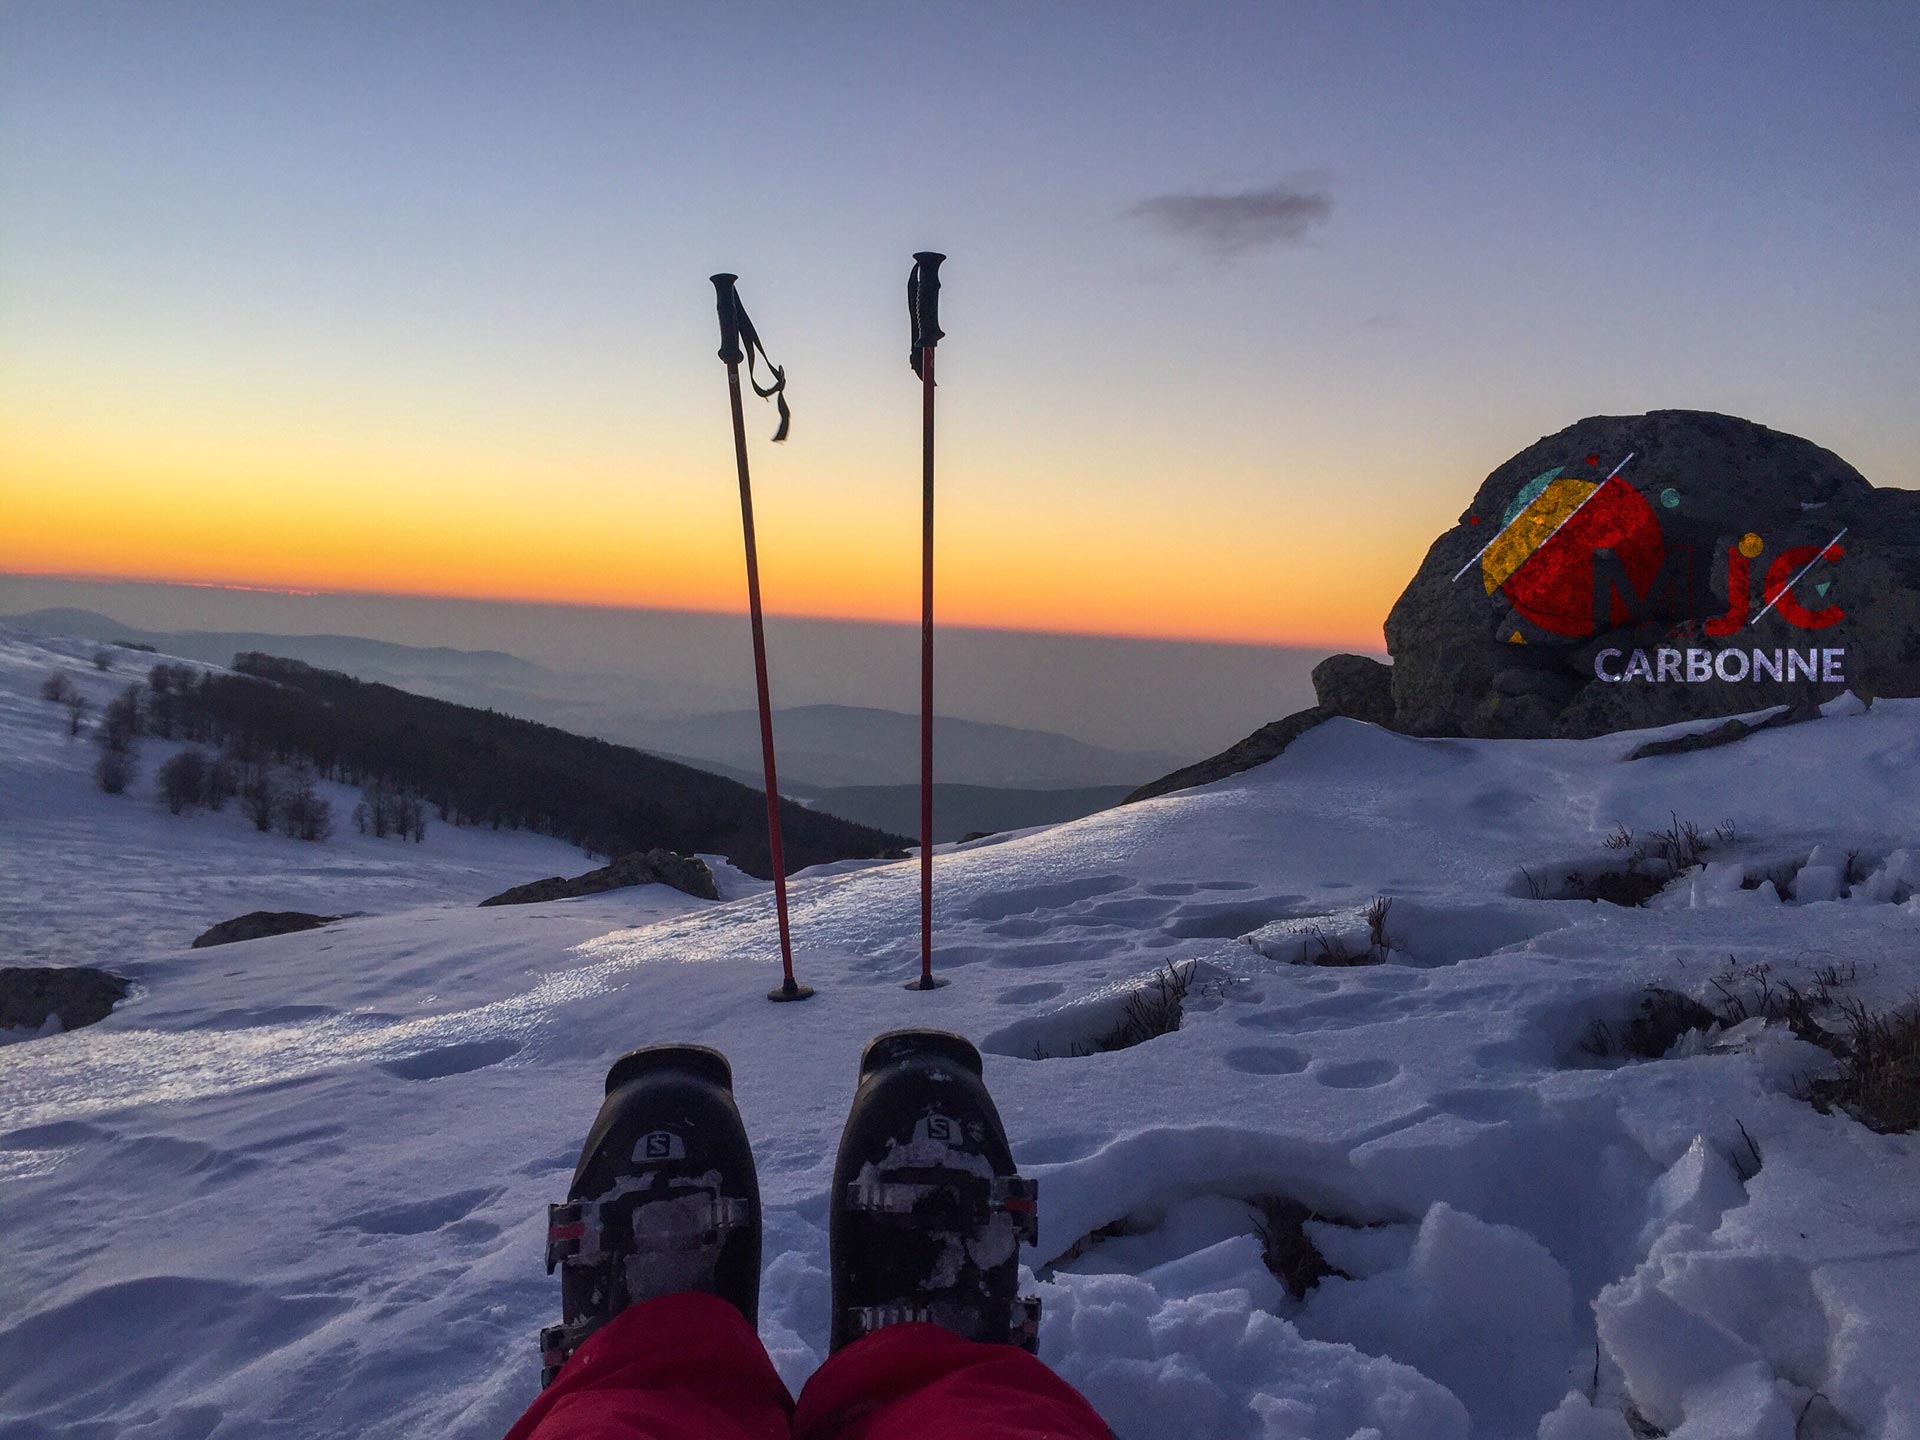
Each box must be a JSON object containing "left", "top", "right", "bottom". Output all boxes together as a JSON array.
[
  {"left": 0, "top": 630, "right": 610, "bottom": 968},
  {"left": 3, "top": 642, "right": 1917, "bottom": 1438}
]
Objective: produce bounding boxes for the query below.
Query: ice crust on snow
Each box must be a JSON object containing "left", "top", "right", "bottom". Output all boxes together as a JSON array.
[{"left": 2, "top": 628, "right": 1918, "bottom": 1438}]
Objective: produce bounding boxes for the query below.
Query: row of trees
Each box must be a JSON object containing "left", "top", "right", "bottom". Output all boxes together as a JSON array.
[
  {"left": 42, "top": 651, "right": 905, "bottom": 877},
  {"left": 40, "top": 663, "right": 425, "bottom": 846},
  {"left": 151, "top": 747, "right": 334, "bottom": 840}
]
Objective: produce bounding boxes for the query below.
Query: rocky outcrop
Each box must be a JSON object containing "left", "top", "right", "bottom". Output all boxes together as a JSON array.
[
  {"left": 1310, "top": 654, "right": 1395, "bottom": 726},
  {"left": 1384, "top": 410, "right": 1919, "bottom": 737},
  {"left": 0, "top": 966, "right": 130, "bottom": 1033},
  {"left": 479, "top": 848, "right": 719, "bottom": 907},
  {"left": 192, "top": 912, "right": 338, "bottom": 948},
  {"left": 1132, "top": 411, "right": 1917, "bottom": 796},
  {"left": 1126, "top": 707, "right": 1329, "bottom": 803}
]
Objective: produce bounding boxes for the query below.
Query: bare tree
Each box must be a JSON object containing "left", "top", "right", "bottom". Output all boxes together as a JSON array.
[
  {"left": 92, "top": 649, "right": 113, "bottom": 671},
  {"left": 98, "top": 684, "right": 143, "bottom": 754},
  {"left": 63, "top": 692, "right": 90, "bottom": 737},
  {"left": 39, "top": 672, "right": 73, "bottom": 704},
  {"left": 157, "top": 749, "right": 210, "bottom": 815},
  {"left": 205, "top": 753, "right": 237, "bottom": 812},
  {"left": 242, "top": 764, "right": 279, "bottom": 832},
  {"left": 276, "top": 769, "right": 333, "bottom": 842},
  {"left": 352, "top": 781, "right": 428, "bottom": 843}
]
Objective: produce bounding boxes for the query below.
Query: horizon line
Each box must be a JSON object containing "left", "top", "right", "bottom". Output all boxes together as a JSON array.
[{"left": 0, "top": 568, "right": 1386, "bottom": 655}]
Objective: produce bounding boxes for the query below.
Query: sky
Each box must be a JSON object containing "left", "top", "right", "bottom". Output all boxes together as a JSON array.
[{"left": 2, "top": 1, "right": 1916, "bottom": 650}]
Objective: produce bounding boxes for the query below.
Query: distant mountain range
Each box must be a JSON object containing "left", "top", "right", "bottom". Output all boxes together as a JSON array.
[
  {"left": 6, "top": 608, "right": 548, "bottom": 688},
  {"left": 641, "top": 704, "right": 1181, "bottom": 791},
  {"left": 9, "top": 608, "right": 1177, "bottom": 795}
]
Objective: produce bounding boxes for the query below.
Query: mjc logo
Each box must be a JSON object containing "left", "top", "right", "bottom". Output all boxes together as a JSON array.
[{"left": 1456, "top": 454, "right": 1846, "bottom": 643}]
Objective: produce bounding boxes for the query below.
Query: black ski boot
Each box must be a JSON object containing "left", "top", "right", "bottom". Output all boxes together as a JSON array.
[
  {"left": 829, "top": 1029, "right": 1040, "bottom": 1353},
  {"left": 538, "top": 1044, "right": 761, "bottom": 1386}
]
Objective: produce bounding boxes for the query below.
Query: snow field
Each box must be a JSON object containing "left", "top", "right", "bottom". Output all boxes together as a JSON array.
[
  {"left": 0, "top": 630, "right": 609, "bottom": 973},
  {"left": 3, "top": 625, "right": 1918, "bottom": 1438}
]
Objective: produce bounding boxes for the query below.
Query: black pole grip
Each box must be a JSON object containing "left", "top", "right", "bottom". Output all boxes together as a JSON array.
[
  {"left": 711, "top": 273, "right": 744, "bottom": 365},
  {"left": 909, "top": 252, "right": 945, "bottom": 370}
]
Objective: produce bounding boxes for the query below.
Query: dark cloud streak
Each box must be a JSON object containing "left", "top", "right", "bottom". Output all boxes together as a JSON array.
[{"left": 1126, "top": 181, "right": 1332, "bottom": 255}]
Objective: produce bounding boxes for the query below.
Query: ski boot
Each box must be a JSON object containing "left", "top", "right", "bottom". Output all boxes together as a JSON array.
[
  {"left": 538, "top": 1044, "right": 761, "bottom": 1386},
  {"left": 829, "top": 1029, "right": 1041, "bottom": 1353}
]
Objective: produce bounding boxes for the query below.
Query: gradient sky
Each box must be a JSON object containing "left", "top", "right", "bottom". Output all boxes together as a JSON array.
[{"left": 3, "top": 1, "right": 1915, "bottom": 649}]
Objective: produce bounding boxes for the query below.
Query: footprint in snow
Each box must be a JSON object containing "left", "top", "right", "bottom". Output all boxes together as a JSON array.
[
  {"left": 1311, "top": 1058, "right": 1401, "bottom": 1089},
  {"left": 376, "top": 1037, "right": 522, "bottom": 1081}
]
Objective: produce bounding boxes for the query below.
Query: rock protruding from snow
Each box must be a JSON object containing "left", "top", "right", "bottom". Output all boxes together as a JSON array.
[
  {"left": 1625, "top": 699, "right": 1819, "bottom": 760},
  {"left": 191, "top": 912, "right": 338, "bottom": 949},
  {"left": 0, "top": 965, "right": 129, "bottom": 1034},
  {"left": 478, "top": 848, "right": 719, "bottom": 907},
  {"left": 1125, "top": 707, "right": 1329, "bottom": 803},
  {"left": 1311, "top": 653, "right": 1396, "bottom": 726}
]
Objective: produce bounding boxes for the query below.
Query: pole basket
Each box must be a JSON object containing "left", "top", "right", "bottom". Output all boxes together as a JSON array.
[
  {"left": 904, "top": 975, "right": 951, "bottom": 992},
  {"left": 768, "top": 977, "right": 816, "bottom": 1003}
]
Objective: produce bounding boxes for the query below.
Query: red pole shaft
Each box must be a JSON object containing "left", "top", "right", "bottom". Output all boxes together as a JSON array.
[
  {"left": 727, "top": 363, "right": 797, "bottom": 989},
  {"left": 920, "top": 346, "right": 936, "bottom": 987}
]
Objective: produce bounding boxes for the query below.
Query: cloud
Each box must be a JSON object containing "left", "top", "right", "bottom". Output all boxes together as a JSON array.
[{"left": 1126, "top": 180, "right": 1332, "bottom": 255}]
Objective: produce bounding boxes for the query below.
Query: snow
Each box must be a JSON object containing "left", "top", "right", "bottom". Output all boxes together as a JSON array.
[{"left": 2, "top": 625, "right": 1918, "bottom": 1438}]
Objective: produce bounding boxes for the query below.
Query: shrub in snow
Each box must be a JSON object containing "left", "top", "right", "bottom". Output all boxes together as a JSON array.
[
  {"left": 63, "top": 691, "right": 89, "bottom": 737},
  {"left": 1807, "top": 1000, "right": 1920, "bottom": 1134},
  {"left": 1582, "top": 989, "right": 1720, "bottom": 1061},
  {"left": 1095, "top": 962, "right": 1190, "bottom": 1050},
  {"left": 93, "top": 746, "right": 134, "bottom": 796},
  {"left": 38, "top": 672, "right": 72, "bottom": 704}
]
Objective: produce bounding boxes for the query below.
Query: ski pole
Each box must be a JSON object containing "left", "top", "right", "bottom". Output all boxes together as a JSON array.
[
  {"left": 710, "top": 272, "right": 811, "bottom": 1003},
  {"left": 907, "top": 252, "right": 948, "bottom": 992}
]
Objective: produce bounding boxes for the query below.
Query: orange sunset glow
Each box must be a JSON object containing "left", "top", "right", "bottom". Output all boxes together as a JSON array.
[{"left": 2, "top": 363, "right": 1429, "bottom": 650}]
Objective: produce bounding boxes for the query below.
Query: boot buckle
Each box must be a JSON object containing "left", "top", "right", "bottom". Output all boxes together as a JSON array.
[
  {"left": 992, "top": 1176, "right": 1040, "bottom": 1247},
  {"left": 1011, "top": 1296, "right": 1043, "bottom": 1354}
]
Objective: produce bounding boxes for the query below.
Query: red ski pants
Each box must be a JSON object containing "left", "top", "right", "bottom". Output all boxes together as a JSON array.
[{"left": 505, "top": 1293, "right": 1110, "bottom": 1440}]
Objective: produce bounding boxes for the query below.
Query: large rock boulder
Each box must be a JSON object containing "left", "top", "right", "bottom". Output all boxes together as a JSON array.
[
  {"left": 1311, "top": 654, "right": 1395, "bottom": 726},
  {"left": 480, "top": 848, "right": 719, "bottom": 907},
  {"left": 1384, "top": 410, "right": 1919, "bottom": 737},
  {"left": 192, "top": 912, "right": 337, "bottom": 948},
  {"left": 1, "top": 966, "right": 130, "bottom": 1034}
]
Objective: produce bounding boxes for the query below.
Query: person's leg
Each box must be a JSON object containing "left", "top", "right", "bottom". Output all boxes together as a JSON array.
[
  {"left": 503, "top": 1045, "right": 787, "bottom": 1440},
  {"left": 508, "top": 1293, "right": 792, "bottom": 1440},
  {"left": 791, "top": 1322, "right": 1109, "bottom": 1440}
]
